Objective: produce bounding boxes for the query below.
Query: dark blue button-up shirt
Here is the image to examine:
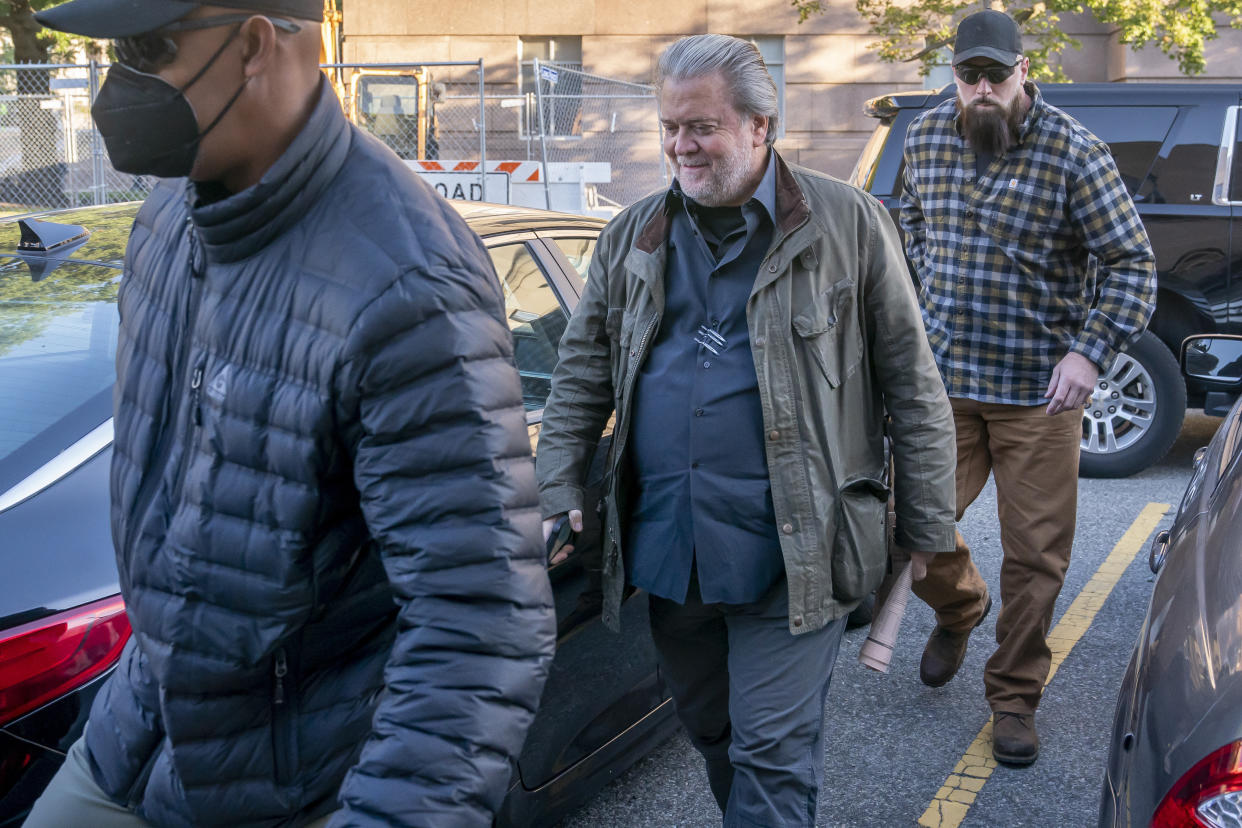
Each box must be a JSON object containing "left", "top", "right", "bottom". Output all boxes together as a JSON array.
[{"left": 625, "top": 152, "right": 785, "bottom": 605}]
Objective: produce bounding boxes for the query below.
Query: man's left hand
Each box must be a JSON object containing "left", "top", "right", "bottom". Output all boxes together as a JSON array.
[{"left": 1044, "top": 352, "right": 1099, "bottom": 415}]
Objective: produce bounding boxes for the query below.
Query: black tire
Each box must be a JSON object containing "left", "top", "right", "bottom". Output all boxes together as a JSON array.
[{"left": 1079, "top": 330, "right": 1186, "bottom": 478}]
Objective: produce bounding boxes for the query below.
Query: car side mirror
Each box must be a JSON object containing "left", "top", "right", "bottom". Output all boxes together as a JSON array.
[{"left": 1181, "top": 335, "right": 1242, "bottom": 391}]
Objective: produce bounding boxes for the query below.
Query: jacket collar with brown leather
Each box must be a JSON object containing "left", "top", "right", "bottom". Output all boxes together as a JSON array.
[{"left": 635, "top": 150, "right": 811, "bottom": 254}]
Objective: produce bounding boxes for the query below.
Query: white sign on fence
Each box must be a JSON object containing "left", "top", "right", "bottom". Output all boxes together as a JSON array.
[
  {"left": 413, "top": 170, "right": 510, "bottom": 203},
  {"left": 538, "top": 65, "right": 559, "bottom": 84}
]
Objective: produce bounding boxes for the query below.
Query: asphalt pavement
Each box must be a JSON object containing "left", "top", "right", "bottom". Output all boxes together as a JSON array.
[{"left": 558, "top": 411, "right": 1221, "bottom": 828}]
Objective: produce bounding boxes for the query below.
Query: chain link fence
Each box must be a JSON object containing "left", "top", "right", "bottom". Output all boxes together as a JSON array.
[
  {"left": 527, "top": 59, "right": 667, "bottom": 213},
  {"left": 0, "top": 59, "right": 665, "bottom": 218},
  {"left": 0, "top": 62, "right": 144, "bottom": 214},
  {"left": 0, "top": 61, "right": 494, "bottom": 216},
  {"left": 323, "top": 61, "right": 486, "bottom": 166}
]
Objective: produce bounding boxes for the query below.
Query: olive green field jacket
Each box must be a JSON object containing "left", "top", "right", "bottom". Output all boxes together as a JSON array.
[{"left": 535, "top": 153, "right": 956, "bottom": 634}]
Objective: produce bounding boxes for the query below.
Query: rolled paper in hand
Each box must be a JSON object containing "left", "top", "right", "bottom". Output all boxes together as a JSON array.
[{"left": 859, "top": 561, "right": 914, "bottom": 673}]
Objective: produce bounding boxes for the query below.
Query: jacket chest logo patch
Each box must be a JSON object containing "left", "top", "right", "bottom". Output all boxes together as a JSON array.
[{"left": 205, "top": 366, "right": 230, "bottom": 404}]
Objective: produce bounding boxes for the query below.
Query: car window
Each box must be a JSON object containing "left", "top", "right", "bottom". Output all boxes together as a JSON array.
[
  {"left": 488, "top": 243, "right": 567, "bottom": 411},
  {"left": 1230, "top": 109, "right": 1242, "bottom": 203},
  {"left": 547, "top": 237, "right": 595, "bottom": 285},
  {"left": 0, "top": 259, "right": 120, "bottom": 493},
  {"left": 1066, "top": 107, "right": 1177, "bottom": 197}
]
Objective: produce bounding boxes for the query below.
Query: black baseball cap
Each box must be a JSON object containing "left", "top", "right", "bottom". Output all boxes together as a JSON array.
[
  {"left": 952, "top": 10, "right": 1023, "bottom": 66},
  {"left": 36, "top": 0, "right": 323, "bottom": 38}
]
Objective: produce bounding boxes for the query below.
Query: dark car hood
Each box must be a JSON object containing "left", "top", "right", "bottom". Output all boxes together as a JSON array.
[
  {"left": 0, "top": 207, "right": 135, "bottom": 626},
  {"left": 0, "top": 197, "right": 592, "bottom": 626},
  {"left": 0, "top": 445, "right": 118, "bottom": 627}
]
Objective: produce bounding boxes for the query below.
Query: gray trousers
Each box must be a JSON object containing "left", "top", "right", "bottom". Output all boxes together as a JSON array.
[
  {"left": 648, "top": 574, "right": 848, "bottom": 828},
  {"left": 24, "top": 736, "right": 337, "bottom": 827}
]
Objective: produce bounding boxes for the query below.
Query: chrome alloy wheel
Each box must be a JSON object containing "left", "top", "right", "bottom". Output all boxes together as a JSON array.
[{"left": 1082, "top": 352, "right": 1158, "bottom": 455}]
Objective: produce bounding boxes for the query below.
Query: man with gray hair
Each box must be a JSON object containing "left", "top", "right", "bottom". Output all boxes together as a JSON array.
[{"left": 536, "top": 33, "right": 957, "bottom": 825}]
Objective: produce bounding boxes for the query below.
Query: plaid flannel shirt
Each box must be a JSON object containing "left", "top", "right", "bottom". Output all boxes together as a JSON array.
[{"left": 900, "top": 83, "right": 1156, "bottom": 405}]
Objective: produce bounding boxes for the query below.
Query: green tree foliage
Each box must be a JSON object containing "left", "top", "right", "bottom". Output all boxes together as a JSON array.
[
  {"left": 1, "top": 0, "right": 58, "bottom": 66},
  {"left": 0, "top": 0, "right": 101, "bottom": 66},
  {"left": 791, "top": 0, "right": 1242, "bottom": 80}
]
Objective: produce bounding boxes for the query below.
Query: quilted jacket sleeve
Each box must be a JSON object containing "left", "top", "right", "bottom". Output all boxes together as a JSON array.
[{"left": 331, "top": 254, "right": 556, "bottom": 827}]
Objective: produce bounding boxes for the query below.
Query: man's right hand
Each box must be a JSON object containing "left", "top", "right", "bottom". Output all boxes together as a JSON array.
[
  {"left": 909, "top": 550, "right": 935, "bottom": 581},
  {"left": 542, "top": 510, "right": 583, "bottom": 541},
  {"left": 543, "top": 510, "right": 583, "bottom": 565}
]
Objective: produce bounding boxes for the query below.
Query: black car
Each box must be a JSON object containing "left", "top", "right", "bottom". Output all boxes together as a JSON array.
[
  {"left": 1098, "top": 333, "right": 1242, "bottom": 827},
  {"left": 851, "top": 83, "right": 1242, "bottom": 477},
  {"left": 0, "top": 202, "right": 677, "bottom": 826}
]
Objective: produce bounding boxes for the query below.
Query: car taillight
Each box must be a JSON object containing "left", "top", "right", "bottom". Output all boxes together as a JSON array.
[
  {"left": 1153, "top": 741, "right": 1242, "bottom": 827},
  {"left": 0, "top": 596, "right": 130, "bottom": 728}
]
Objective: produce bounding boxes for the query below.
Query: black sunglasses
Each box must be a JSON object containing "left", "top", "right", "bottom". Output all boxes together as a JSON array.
[
  {"left": 954, "top": 61, "right": 1020, "bottom": 86},
  {"left": 114, "top": 14, "right": 302, "bottom": 74}
]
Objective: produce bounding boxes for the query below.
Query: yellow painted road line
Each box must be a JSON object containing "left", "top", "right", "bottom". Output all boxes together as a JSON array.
[{"left": 916, "top": 501, "right": 1170, "bottom": 828}]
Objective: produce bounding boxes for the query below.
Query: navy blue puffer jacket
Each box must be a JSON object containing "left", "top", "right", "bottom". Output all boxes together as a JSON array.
[{"left": 83, "top": 80, "right": 556, "bottom": 827}]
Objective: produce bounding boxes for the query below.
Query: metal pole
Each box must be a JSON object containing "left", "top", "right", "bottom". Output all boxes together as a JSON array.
[
  {"left": 59, "top": 76, "right": 76, "bottom": 207},
  {"left": 534, "top": 58, "right": 552, "bottom": 211},
  {"left": 63, "top": 80, "right": 74, "bottom": 168},
  {"left": 88, "top": 60, "right": 106, "bottom": 205},
  {"left": 477, "top": 59, "right": 486, "bottom": 201}
]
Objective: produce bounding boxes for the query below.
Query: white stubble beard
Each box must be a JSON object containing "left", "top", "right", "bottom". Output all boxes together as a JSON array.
[{"left": 677, "top": 138, "right": 762, "bottom": 207}]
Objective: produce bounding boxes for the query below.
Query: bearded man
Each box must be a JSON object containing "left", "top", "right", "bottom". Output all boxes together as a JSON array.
[
  {"left": 536, "top": 33, "right": 957, "bottom": 826},
  {"left": 899, "top": 10, "right": 1155, "bottom": 765}
]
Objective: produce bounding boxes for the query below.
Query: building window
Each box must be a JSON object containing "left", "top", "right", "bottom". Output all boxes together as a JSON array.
[
  {"left": 740, "top": 36, "right": 785, "bottom": 139},
  {"left": 926, "top": 47, "right": 953, "bottom": 91},
  {"left": 519, "top": 36, "right": 583, "bottom": 138}
]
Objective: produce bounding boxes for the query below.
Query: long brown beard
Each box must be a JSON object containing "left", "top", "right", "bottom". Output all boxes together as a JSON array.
[{"left": 957, "top": 92, "right": 1027, "bottom": 155}]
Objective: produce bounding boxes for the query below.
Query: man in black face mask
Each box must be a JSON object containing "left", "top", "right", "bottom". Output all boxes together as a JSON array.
[{"left": 26, "top": 2, "right": 555, "bottom": 826}]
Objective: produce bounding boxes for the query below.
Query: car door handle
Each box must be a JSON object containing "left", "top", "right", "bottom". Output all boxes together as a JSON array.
[{"left": 1149, "top": 529, "right": 1171, "bottom": 574}]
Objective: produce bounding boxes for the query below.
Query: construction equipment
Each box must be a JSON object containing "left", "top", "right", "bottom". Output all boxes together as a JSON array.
[
  {"left": 319, "top": 0, "right": 437, "bottom": 159},
  {"left": 316, "top": 1, "right": 617, "bottom": 215}
]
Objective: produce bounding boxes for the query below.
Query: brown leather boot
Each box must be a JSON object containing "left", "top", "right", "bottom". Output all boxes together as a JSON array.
[
  {"left": 992, "top": 711, "right": 1039, "bottom": 765},
  {"left": 919, "top": 593, "right": 991, "bottom": 687}
]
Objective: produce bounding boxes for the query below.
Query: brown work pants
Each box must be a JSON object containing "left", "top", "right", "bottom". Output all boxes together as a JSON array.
[{"left": 913, "top": 397, "right": 1082, "bottom": 715}]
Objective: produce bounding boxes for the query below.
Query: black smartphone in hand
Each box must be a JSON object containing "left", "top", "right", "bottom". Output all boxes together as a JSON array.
[{"left": 546, "top": 515, "right": 573, "bottom": 564}]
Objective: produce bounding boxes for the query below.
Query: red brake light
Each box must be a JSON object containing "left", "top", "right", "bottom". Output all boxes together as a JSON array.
[
  {"left": 1153, "top": 740, "right": 1242, "bottom": 827},
  {"left": 0, "top": 596, "right": 131, "bottom": 727}
]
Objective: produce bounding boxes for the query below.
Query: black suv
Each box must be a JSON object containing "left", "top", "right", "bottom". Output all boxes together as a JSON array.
[{"left": 852, "top": 83, "right": 1242, "bottom": 477}]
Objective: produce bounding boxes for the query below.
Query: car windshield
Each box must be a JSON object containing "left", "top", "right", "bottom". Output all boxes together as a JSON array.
[
  {"left": 0, "top": 258, "right": 120, "bottom": 495},
  {"left": 358, "top": 75, "right": 420, "bottom": 118}
]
